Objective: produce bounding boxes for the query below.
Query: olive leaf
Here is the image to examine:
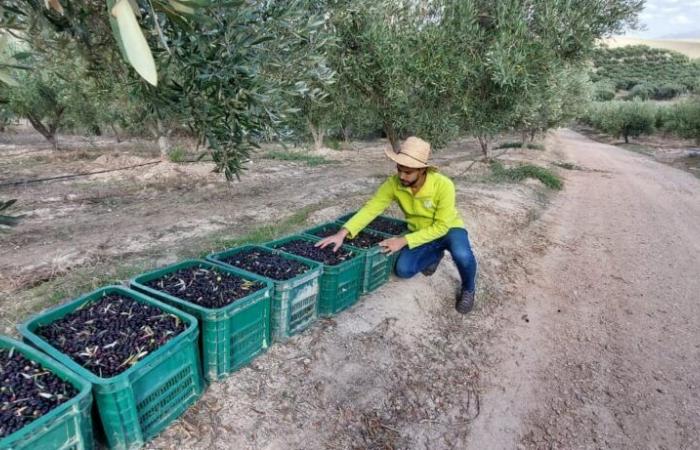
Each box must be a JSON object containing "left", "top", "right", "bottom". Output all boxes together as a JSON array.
[
  {"left": 109, "top": 0, "right": 158, "bottom": 86},
  {"left": 44, "top": 0, "right": 64, "bottom": 15}
]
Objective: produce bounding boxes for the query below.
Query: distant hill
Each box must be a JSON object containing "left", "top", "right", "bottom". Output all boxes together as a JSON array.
[
  {"left": 590, "top": 45, "right": 700, "bottom": 100},
  {"left": 604, "top": 37, "right": 700, "bottom": 59}
]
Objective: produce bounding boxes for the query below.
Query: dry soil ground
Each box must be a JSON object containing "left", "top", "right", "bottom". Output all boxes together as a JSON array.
[
  {"left": 468, "top": 129, "right": 700, "bottom": 450},
  {"left": 1, "top": 126, "right": 698, "bottom": 449}
]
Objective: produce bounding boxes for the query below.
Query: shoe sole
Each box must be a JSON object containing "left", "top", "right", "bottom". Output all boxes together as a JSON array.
[{"left": 455, "top": 303, "right": 473, "bottom": 314}]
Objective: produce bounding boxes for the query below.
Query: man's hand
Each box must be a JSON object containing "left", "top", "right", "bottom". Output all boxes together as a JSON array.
[
  {"left": 378, "top": 236, "right": 407, "bottom": 255},
  {"left": 315, "top": 228, "right": 349, "bottom": 252}
]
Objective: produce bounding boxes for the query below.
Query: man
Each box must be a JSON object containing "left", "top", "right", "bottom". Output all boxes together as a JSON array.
[{"left": 316, "top": 136, "right": 478, "bottom": 314}]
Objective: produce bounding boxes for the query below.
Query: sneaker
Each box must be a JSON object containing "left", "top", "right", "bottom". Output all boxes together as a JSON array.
[
  {"left": 421, "top": 252, "right": 444, "bottom": 276},
  {"left": 455, "top": 289, "right": 475, "bottom": 314}
]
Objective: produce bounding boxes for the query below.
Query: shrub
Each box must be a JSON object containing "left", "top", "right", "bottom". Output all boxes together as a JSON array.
[
  {"left": 663, "top": 99, "right": 700, "bottom": 143},
  {"left": 582, "top": 101, "right": 656, "bottom": 143},
  {"left": 627, "top": 83, "right": 655, "bottom": 100},
  {"left": 655, "top": 106, "right": 671, "bottom": 130},
  {"left": 489, "top": 161, "right": 563, "bottom": 190},
  {"left": 627, "top": 83, "right": 686, "bottom": 100},
  {"left": 654, "top": 83, "right": 685, "bottom": 100},
  {"left": 615, "top": 101, "right": 656, "bottom": 143},
  {"left": 593, "top": 81, "right": 616, "bottom": 101},
  {"left": 580, "top": 101, "right": 613, "bottom": 130},
  {"left": 495, "top": 141, "right": 545, "bottom": 150}
]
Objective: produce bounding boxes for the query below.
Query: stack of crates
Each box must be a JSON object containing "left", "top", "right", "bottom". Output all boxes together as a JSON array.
[{"left": 7, "top": 210, "right": 410, "bottom": 449}]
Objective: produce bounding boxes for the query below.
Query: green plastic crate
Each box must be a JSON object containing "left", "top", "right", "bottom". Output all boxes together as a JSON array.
[
  {"left": 337, "top": 211, "right": 409, "bottom": 236},
  {"left": 301, "top": 222, "right": 394, "bottom": 294},
  {"left": 0, "top": 336, "right": 94, "bottom": 450},
  {"left": 19, "top": 286, "right": 204, "bottom": 450},
  {"left": 207, "top": 245, "right": 322, "bottom": 342},
  {"left": 264, "top": 235, "right": 364, "bottom": 317},
  {"left": 129, "top": 259, "right": 273, "bottom": 382}
]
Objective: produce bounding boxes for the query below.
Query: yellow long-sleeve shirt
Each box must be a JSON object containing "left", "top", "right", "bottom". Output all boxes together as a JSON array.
[{"left": 343, "top": 170, "right": 465, "bottom": 249}]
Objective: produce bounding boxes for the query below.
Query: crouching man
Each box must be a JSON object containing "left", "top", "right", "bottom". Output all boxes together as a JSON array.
[{"left": 316, "top": 136, "right": 478, "bottom": 314}]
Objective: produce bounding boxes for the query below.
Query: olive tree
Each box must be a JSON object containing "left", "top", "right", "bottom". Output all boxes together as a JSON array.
[
  {"left": 1, "top": 1, "right": 335, "bottom": 178},
  {"left": 663, "top": 99, "right": 700, "bottom": 143},
  {"left": 441, "top": 0, "right": 643, "bottom": 158},
  {"left": 145, "top": 2, "right": 334, "bottom": 178},
  {"left": 329, "top": 0, "right": 460, "bottom": 151},
  {"left": 0, "top": 1, "right": 153, "bottom": 145},
  {"left": 586, "top": 100, "right": 656, "bottom": 142}
]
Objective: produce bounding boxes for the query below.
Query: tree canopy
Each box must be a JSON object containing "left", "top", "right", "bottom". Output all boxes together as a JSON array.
[{"left": 0, "top": 0, "right": 645, "bottom": 172}]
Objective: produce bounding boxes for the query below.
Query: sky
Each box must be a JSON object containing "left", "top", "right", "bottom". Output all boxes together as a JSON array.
[{"left": 620, "top": 0, "right": 700, "bottom": 38}]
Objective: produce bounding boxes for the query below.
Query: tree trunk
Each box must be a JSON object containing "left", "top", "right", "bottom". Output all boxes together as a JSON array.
[
  {"left": 477, "top": 135, "right": 490, "bottom": 159},
  {"left": 156, "top": 118, "right": 170, "bottom": 159},
  {"left": 342, "top": 126, "right": 351, "bottom": 143},
  {"left": 158, "top": 135, "right": 170, "bottom": 158},
  {"left": 624, "top": 134, "right": 629, "bottom": 144},
  {"left": 26, "top": 113, "right": 58, "bottom": 150},
  {"left": 48, "top": 107, "right": 64, "bottom": 150},
  {"left": 521, "top": 130, "right": 528, "bottom": 148},
  {"left": 307, "top": 119, "right": 324, "bottom": 151},
  {"left": 384, "top": 121, "right": 400, "bottom": 152},
  {"left": 529, "top": 128, "right": 537, "bottom": 142},
  {"left": 109, "top": 123, "right": 122, "bottom": 143}
]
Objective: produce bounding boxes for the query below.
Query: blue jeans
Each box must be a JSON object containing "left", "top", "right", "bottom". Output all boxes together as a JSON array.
[{"left": 394, "top": 228, "right": 477, "bottom": 293}]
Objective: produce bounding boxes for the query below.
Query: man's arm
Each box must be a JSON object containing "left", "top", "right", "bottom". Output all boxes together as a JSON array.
[
  {"left": 316, "top": 178, "right": 395, "bottom": 251},
  {"left": 342, "top": 178, "right": 395, "bottom": 238}
]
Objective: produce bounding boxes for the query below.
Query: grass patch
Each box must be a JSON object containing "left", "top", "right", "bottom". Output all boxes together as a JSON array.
[
  {"left": 495, "top": 141, "right": 545, "bottom": 150},
  {"left": 326, "top": 138, "right": 343, "bottom": 150},
  {"left": 489, "top": 161, "right": 563, "bottom": 190},
  {"left": 167, "top": 146, "right": 188, "bottom": 163},
  {"left": 552, "top": 161, "right": 583, "bottom": 171},
  {"left": 263, "top": 151, "right": 334, "bottom": 166}
]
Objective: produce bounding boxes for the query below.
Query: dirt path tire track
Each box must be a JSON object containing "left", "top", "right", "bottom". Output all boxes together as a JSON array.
[{"left": 468, "top": 129, "right": 700, "bottom": 449}]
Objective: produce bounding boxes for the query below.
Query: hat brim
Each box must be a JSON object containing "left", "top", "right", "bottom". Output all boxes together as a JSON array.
[{"left": 384, "top": 146, "right": 430, "bottom": 168}]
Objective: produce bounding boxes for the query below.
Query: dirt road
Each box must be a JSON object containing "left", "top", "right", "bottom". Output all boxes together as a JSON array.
[{"left": 469, "top": 129, "right": 700, "bottom": 449}]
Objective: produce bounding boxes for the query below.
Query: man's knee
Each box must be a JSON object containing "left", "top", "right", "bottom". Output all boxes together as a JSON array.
[
  {"left": 446, "top": 229, "right": 474, "bottom": 262},
  {"left": 394, "top": 257, "right": 416, "bottom": 278},
  {"left": 450, "top": 247, "right": 473, "bottom": 264}
]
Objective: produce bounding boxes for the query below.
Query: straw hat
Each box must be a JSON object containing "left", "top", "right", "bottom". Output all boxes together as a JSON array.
[{"left": 384, "top": 136, "right": 433, "bottom": 169}]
